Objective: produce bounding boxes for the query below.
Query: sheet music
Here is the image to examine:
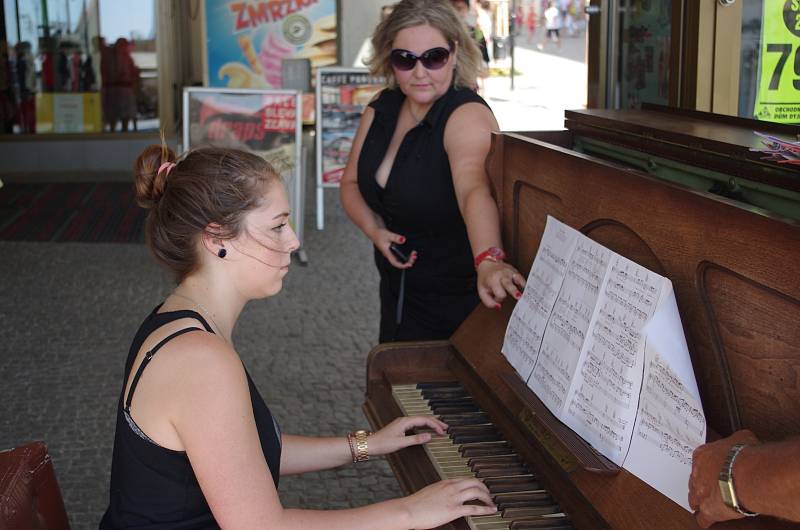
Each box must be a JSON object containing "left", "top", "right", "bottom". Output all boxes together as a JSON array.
[
  {"left": 623, "top": 289, "right": 707, "bottom": 510},
  {"left": 528, "top": 236, "right": 611, "bottom": 416},
  {"left": 502, "top": 217, "right": 578, "bottom": 380},
  {"left": 562, "top": 255, "right": 664, "bottom": 465},
  {"left": 624, "top": 349, "right": 706, "bottom": 510},
  {"left": 504, "top": 215, "right": 706, "bottom": 511}
]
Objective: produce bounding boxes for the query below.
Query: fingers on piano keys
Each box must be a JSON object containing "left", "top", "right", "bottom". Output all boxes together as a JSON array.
[{"left": 392, "top": 383, "right": 575, "bottom": 530}]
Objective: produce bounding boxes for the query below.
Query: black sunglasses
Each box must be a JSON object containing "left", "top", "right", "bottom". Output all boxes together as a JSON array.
[{"left": 389, "top": 46, "right": 452, "bottom": 71}]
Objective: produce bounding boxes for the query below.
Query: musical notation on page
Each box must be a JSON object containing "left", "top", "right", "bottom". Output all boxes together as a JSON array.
[{"left": 502, "top": 215, "right": 706, "bottom": 511}]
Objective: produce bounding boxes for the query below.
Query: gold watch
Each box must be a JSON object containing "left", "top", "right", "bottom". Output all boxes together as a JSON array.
[
  {"left": 353, "top": 430, "right": 370, "bottom": 462},
  {"left": 718, "top": 443, "right": 759, "bottom": 517}
]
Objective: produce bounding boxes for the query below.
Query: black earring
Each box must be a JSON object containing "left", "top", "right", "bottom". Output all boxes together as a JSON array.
[{"left": 217, "top": 248, "right": 227, "bottom": 258}]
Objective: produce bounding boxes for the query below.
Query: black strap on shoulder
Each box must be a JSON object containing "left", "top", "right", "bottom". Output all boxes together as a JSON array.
[
  {"left": 162, "top": 309, "right": 214, "bottom": 333},
  {"left": 124, "top": 327, "right": 203, "bottom": 412}
]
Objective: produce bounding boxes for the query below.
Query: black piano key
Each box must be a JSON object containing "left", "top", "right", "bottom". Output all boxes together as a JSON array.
[
  {"left": 460, "top": 442, "right": 514, "bottom": 458},
  {"left": 416, "top": 382, "right": 462, "bottom": 389},
  {"left": 431, "top": 405, "right": 482, "bottom": 415},
  {"left": 448, "top": 424, "right": 498, "bottom": 433},
  {"left": 468, "top": 455, "right": 525, "bottom": 467},
  {"left": 484, "top": 475, "right": 542, "bottom": 493},
  {"left": 420, "top": 384, "right": 468, "bottom": 394},
  {"left": 427, "top": 397, "right": 476, "bottom": 408},
  {"left": 511, "top": 519, "right": 573, "bottom": 530},
  {"left": 503, "top": 506, "right": 562, "bottom": 518},
  {"left": 476, "top": 464, "right": 530, "bottom": 478},
  {"left": 452, "top": 432, "right": 504, "bottom": 444},
  {"left": 438, "top": 412, "right": 491, "bottom": 426},
  {"left": 493, "top": 491, "right": 553, "bottom": 509}
]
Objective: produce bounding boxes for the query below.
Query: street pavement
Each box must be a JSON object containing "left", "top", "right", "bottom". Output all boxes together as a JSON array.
[{"left": 483, "top": 27, "right": 588, "bottom": 131}]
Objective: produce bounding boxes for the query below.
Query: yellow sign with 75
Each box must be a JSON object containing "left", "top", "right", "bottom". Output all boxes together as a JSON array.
[{"left": 755, "top": 0, "right": 800, "bottom": 123}]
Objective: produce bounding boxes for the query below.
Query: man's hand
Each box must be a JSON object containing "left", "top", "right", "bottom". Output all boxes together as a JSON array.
[{"left": 688, "top": 429, "right": 761, "bottom": 528}]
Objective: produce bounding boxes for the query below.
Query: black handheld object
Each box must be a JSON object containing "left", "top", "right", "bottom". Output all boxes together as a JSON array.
[{"left": 389, "top": 243, "right": 410, "bottom": 264}]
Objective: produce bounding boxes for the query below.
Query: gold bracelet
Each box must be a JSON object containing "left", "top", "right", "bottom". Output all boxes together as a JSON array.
[{"left": 348, "top": 430, "right": 371, "bottom": 463}]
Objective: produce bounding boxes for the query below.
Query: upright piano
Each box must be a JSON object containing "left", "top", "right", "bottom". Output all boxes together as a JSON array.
[{"left": 363, "top": 107, "right": 800, "bottom": 530}]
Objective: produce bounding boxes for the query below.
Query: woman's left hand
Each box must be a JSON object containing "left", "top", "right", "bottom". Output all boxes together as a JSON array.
[
  {"left": 367, "top": 416, "right": 449, "bottom": 457},
  {"left": 477, "top": 260, "right": 526, "bottom": 310}
]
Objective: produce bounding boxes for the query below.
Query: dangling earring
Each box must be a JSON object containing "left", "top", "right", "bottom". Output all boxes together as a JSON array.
[{"left": 217, "top": 247, "right": 227, "bottom": 258}]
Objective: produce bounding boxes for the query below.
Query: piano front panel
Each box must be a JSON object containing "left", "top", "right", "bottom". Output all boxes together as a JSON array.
[
  {"left": 700, "top": 264, "right": 800, "bottom": 440},
  {"left": 495, "top": 132, "right": 800, "bottom": 440}
]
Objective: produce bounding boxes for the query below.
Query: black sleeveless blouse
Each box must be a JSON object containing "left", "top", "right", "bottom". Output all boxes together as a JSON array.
[
  {"left": 100, "top": 307, "right": 282, "bottom": 530},
  {"left": 357, "top": 86, "right": 490, "bottom": 341}
]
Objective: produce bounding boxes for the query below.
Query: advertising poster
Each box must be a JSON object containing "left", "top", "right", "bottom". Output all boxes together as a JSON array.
[
  {"left": 182, "top": 88, "right": 304, "bottom": 249},
  {"left": 315, "top": 67, "right": 384, "bottom": 229},
  {"left": 618, "top": 1, "right": 671, "bottom": 109},
  {"left": 205, "top": 0, "right": 337, "bottom": 90},
  {"left": 754, "top": 0, "right": 800, "bottom": 123}
]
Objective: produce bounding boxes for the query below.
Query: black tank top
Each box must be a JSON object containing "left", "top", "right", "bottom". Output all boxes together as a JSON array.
[{"left": 100, "top": 306, "right": 282, "bottom": 530}]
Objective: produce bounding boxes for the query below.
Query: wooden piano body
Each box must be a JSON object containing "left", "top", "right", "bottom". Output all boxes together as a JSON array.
[{"left": 363, "top": 109, "right": 800, "bottom": 530}]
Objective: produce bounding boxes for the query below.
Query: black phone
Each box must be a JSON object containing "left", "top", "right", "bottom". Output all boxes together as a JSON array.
[{"left": 389, "top": 243, "right": 410, "bottom": 263}]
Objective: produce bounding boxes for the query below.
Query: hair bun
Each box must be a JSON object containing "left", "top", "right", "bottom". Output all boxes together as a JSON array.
[{"left": 134, "top": 144, "right": 177, "bottom": 209}]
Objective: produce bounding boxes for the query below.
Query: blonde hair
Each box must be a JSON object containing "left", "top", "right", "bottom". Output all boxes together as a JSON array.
[{"left": 366, "top": 0, "right": 482, "bottom": 90}]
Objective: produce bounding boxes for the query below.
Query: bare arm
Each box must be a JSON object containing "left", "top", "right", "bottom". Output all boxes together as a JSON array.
[
  {"left": 735, "top": 436, "right": 800, "bottom": 521},
  {"left": 340, "top": 105, "right": 416, "bottom": 269},
  {"left": 444, "top": 102, "right": 525, "bottom": 308},
  {"left": 169, "top": 335, "right": 494, "bottom": 529},
  {"left": 689, "top": 429, "right": 800, "bottom": 528},
  {"left": 280, "top": 416, "right": 448, "bottom": 475}
]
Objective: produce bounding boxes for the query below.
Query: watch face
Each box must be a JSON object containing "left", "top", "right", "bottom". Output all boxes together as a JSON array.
[
  {"left": 489, "top": 247, "right": 505, "bottom": 259},
  {"left": 718, "top": 480, "right": 736, "bottom": 508}
]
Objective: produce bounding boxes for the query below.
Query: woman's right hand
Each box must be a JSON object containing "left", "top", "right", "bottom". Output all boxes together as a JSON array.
[
  {"left": 371, "top": 228, "right": 417, "bottom": 269},
  {"left": 403, "top": 478, "right": 496, "bottom": 529}
]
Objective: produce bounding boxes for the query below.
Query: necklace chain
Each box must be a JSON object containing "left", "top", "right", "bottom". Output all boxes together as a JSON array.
[{"left": 171, "top": 291, "right": 222, "bottom": 336}]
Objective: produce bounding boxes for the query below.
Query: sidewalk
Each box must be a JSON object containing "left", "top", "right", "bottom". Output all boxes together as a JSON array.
[{"left": 482, "top": 29, "right": 587, "bottom": 132}]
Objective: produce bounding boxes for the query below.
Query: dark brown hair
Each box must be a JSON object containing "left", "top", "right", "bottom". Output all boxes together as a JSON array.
[{"left": 134, "top": 144, "right": 281, "bottom": 281}]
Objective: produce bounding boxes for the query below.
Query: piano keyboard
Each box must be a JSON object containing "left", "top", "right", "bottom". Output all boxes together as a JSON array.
[{"left": 392, "top": 382, "right": 575, "bottom": 530}]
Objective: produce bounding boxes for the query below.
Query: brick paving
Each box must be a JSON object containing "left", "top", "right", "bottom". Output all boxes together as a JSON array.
[{"left": 0, "top": 186, "right": 403, "bottom": 529}]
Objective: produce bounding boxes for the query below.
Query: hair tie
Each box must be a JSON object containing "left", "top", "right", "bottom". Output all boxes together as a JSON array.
[{"left": 158, "top": 162, "right": 176, "bottom": 178}]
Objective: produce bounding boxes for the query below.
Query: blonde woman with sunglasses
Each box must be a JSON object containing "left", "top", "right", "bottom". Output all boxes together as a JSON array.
[{"left": 341, "top": 0, "right": 526, "bottom": 343}]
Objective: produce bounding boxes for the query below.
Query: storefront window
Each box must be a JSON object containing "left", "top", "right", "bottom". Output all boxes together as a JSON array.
[
  {"left": 0, "top": 0, "right": 158, "bottom": 135},
  {"left": 617, "top": 0, "right": 671, "bottom": 109}
]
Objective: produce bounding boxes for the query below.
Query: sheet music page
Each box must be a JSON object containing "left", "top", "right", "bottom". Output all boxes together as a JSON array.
[
  {"left": 527, "top": 229, "right": 612, "bottom": 417},
  {"left": 503, "top": 217, "right": 707, "bottom": 508},
  {"left": 623, "top": 289, "right": 707, "bottom": 511},
  {"left": 561, "top": 254, "right": 664, "bottom": 465},
  {"left": 502, "top": 216, "right": 577, "bottom": 380}
]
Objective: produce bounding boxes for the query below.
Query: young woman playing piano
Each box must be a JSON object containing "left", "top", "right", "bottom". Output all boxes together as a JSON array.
[
  {"left": 99, "top": 145, "right": 496, "bottom": 529},
  {"left": 341, "top": 0, "right": 526, "bottom": 342}
]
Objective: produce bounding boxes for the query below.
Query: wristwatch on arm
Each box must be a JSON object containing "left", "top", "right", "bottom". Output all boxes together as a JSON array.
[
  {"left": 474, "top": 246, "right": 506, "bottom": 270},
  {"left": 718, "top": 443, "right": 759, "bottom": 517}
]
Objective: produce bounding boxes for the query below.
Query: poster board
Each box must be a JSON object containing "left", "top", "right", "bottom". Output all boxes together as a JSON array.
[
  {"left": 754, "top": 0, "right": 800, "bottom": 123},
  {"left": 315, "top": 67, "right": 384, "bottom": 229},
  {"left": 182, "top": 87, "right": 305, "bottom": 254},
  {"left": 203, "top": 0, "right": 338, "bottom": 90}
]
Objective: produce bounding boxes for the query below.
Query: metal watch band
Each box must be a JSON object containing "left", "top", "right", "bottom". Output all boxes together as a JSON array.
[{"left": 719, "top": 443, "right": 759, "bottom": 517}]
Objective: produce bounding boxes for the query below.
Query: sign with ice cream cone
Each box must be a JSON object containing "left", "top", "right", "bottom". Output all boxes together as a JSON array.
[{"left": 204, "top": 0, "right": 337, "bottom": 90}]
